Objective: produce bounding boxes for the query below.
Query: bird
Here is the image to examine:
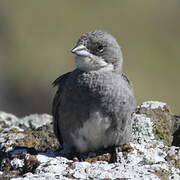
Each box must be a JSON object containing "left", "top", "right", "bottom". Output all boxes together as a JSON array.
[{"left": 52, "top": 30, "right": 136, "bottom": 155}]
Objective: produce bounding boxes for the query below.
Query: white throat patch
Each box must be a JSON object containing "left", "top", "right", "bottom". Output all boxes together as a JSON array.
[{"left": 75, "top": 55, "right": 114, "bottom": 72}]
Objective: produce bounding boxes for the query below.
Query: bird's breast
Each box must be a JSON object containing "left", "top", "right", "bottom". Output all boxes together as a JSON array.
[
  {"left": 60, "top": 70, "right": 135, "bottom": 152},
  {"left": 70, "top": 71, "right": 119, "bottom": 96}
]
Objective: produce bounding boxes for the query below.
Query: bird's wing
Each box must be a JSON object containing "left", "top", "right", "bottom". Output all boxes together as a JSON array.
[
  {"left": 122, "top": 72, "right": 136, "bottom": 110},
  {"left": 122, "top": 73, "right": 133, "bottom": 89},
  {"left": 52, "top": 72, "right": 71, "bottom": 146}
]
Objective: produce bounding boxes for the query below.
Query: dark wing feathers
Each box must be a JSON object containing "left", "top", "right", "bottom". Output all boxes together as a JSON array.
[
  {"left": 122, "top": 73, "right": 133, "bottom": 89},
  {"left": 52, "top": 72, "right": 71, "bottom": 87},
  {"left": 52, "top": 72, "right": 71, "bottom": 146}
]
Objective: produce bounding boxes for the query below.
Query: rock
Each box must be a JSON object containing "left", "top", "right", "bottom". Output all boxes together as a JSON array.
[
  {"left": 0, "top": 114, "right": 59, "bottom": 153},
  {"left": 19, "top": 114, "right": 52, "bottom": 130},
  {"left": 0, "top": 111, "right": 19, "bottom": 129},
  {"left": 136, "top": 101, "right": 175, "bottom": 145},
  {"left": 132, "top": 113, "right": 155, "bottom": 143},
  {"left": 0, "top": 113, "right": 59, "bottom": 179},
  {"left": 0, "top": 101, "right": 179, "bottom": 179}
]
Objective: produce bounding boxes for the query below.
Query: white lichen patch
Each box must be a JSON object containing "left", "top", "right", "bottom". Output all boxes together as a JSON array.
[
  {"left": 0, "top": 129, "right": 25, "bottom": 143},
  {"left": 11, "top": 158, "right": 24, "bottom": 169},
  {"left": 36, "top": 155, "right": 70, "bottom": 176},
  {"left": 0, "top": 127, "right": 26, "bottom": 152},
  {"left": 132, "top": 143, "right": 167, "bottom": 164},
  {"left": 19, "top": 114, "right": 52, "bottom": 130},
  {"left": 0, "top": 111, "right": 19, "bottom": 128},
  {"left": 69, "top": 162, "right": 91, "bottom": 179},
  {"left": 132, "top": 113, "right": 155, "bottom": 143},
  {"left": 140, "top": 101, "right": 166, "bottom": 110}
]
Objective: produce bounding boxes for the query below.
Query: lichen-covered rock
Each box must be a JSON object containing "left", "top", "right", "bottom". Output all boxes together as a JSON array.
[
  {"left": 19, "top": 114, "right": 52, "bottom": 130},
  {"left": 0, "top": 124, "right": 59, "bottom": 154},
  {"left": 1, "top": 153, "right": 40, "bottom": 179},
  {"left": 8, "top": 142, "right": 180, "bottom": 180},
  {"left": 136, "top": 101, "right": 175, "bottom": 145},
  {"left": 0, "top": 113, "right": 59, "bottom": 178},
  {"left": 0, "top": 101, "right": 179, "bottom": 179},
  {"left": 0, "top": 111, "right": 19, "bottom": 129},
  {"left": 132, "top": 113, "right": 155, "bottom": 143}
]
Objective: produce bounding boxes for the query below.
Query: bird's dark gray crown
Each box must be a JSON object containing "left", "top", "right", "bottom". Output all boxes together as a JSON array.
[{"left": 76, "top": 30, "right": 120, "bottom": 57}]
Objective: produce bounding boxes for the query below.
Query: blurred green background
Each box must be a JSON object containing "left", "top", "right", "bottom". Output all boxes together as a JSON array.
[{"left": 0, "top": 0, "right": 179, "bottom": 117}]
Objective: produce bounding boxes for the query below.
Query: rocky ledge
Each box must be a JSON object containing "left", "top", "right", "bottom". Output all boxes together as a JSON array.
[{"left": 0, "top": 101, "right": 179, "bottom": 179}]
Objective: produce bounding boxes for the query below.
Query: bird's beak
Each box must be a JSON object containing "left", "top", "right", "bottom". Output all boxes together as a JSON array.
[{"left": 71, "top": 44, "right": 90, "bottom": 57}]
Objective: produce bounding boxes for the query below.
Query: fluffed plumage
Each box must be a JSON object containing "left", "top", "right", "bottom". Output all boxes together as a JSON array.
[{"left": 52, "top": 30, "right": 136, "bottom": 153}]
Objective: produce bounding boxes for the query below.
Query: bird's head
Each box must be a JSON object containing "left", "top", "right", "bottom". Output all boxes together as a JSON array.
[{"left": 71, "top": 30, "right": 123, "bottom": 72}]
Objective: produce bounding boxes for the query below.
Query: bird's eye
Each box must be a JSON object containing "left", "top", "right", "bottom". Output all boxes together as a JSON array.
[{"left": 97, "top": 45, "right": 104, "bottom": 52}]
